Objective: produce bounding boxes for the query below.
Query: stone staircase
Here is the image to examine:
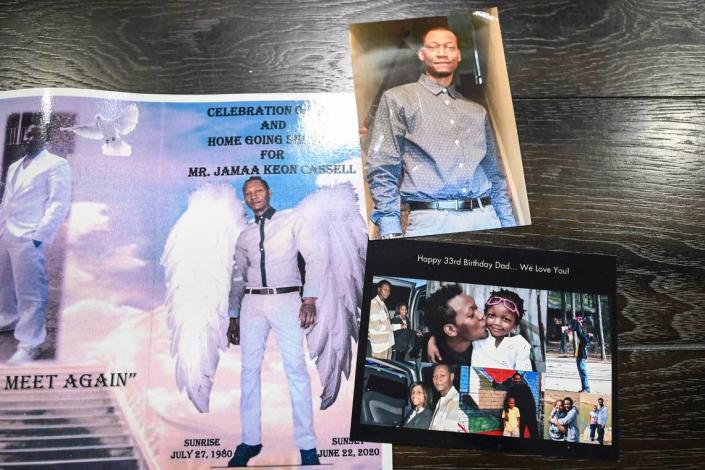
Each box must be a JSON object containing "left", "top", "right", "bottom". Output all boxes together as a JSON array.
[{"left": 0, "top": 383, "right": 147, "bottom": 469}]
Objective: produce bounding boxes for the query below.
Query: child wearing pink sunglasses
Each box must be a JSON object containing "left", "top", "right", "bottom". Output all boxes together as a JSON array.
[{"left": 471, "top": 289, "right": 533, "bottom": 371}]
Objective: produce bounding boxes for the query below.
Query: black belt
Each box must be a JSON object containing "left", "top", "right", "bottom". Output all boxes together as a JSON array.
[
  {"left": 245, "top": 286, "right": 300, "bottom": 295},
  {"left": 408, "top": 197, "right": 491, "bottom": 211}
]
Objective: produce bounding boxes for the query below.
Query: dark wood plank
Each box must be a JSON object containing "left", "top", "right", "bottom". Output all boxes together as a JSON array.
[
  {"left": 1, "top": 1, "right": 705, "bottom": 96},
  {"left": 392, "top": 349, "right": 705, "bottom": 467},
  {"left": 499, "top": 0, "right": 705, "bottom": 98},
  {"left": 1, "top": 1, "right": 704, "bottom": 468}
]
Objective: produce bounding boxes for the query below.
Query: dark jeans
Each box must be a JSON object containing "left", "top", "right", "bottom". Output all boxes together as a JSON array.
[
  {"left": 589, "top": 423, "right": 598, "bottom": 440},
  {"left": 597, "top": 424, "right": 605, "bottom": 444},
  {"left": 394, "top": 348, "right": 410, "bottom": 361}
]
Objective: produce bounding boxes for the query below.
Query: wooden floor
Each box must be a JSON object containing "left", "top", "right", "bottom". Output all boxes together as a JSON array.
[{"left": 1, "top": 1, "right": 704, "bottom": 468}]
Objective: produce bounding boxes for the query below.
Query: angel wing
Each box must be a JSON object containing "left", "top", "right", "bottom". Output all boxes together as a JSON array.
[
  {"left": 62, "top": 123, "right": 103, "bottom": 140},
  {"left": 297, "top": 182, "right": 368, "bottom": 409},
  {"left": 161, "top": 183, "right": 247, "bottom": 412},
  {"left": 113, "top": 103, "right": 139, "bottom": 135}
]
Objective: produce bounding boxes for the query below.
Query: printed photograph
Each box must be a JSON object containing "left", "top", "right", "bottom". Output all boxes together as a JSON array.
[
  {"left": 360, "top": 359, "right": 444, "bottom": 430},
  {"left": 543, "top": 291, "right": 613, "bottom": 396},
  {"left": 349, "top": 9, "right": 530, "bottom": 238},
  {"left": 578, "top": 393, "right": 612, "bottom": 445},
  {"left": 362, "top": 361, "right": 541, "bottom": 437},
  {"left": 462, "top": 368, "right": 540, "bottom": 438},
  {"left": 541, "top": 392, "right": 612, "bottom": 445},
  {"left": 0, "top": 112, "right": 75, "bottom": 364}
]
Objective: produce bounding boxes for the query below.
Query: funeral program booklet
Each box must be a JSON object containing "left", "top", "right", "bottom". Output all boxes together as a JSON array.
[{"left": 0, "top": 88, "right": 390, "bottom": 469}]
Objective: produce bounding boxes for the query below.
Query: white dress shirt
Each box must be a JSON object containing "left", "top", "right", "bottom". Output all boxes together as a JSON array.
[{"left": 229, "top": 207, "right": 323, "bottom": 317}]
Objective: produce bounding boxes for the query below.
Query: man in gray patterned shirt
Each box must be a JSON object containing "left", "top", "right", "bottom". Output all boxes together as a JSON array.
[{"left": 365, "top": 27, "right": 516, "bottom": 238}]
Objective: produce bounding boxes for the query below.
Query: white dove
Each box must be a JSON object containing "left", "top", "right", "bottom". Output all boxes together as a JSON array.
[{"left": 62, "top": 104, "right": 139, "bottom": 156}]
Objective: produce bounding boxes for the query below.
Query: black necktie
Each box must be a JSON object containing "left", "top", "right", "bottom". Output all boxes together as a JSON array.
[{"left": 257, "top": 216, "right": 267, "bottom": 286}]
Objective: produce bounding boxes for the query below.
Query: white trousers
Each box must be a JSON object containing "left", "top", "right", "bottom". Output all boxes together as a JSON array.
[
  {"left": 240, "top": 291, "right": 317, "bottom": 450},
  {"left": 405, "top": 204, "right": 502, "bottom": 237},
  {"left": 0, "top": 231, "right": 48, "bottom": 350}
]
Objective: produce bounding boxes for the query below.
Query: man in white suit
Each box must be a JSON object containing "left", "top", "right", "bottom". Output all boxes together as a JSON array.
[{"left": 0, "top": 124, "right": 71, "bottom": 363}]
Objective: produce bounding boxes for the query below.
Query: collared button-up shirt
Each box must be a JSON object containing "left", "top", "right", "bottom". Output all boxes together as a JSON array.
[
  {"left": 229, "top": 207, "right": 323, "bottom": 317},
  {"left": 597, "top": 405, "right": 608, "bottom": 426},
  {"left": 366, "top": 73, "right": 516, "bottom": 236}
]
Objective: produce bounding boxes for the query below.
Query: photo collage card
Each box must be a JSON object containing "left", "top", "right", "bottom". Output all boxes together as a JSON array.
[{"left": 351, "top": 239, "right": 617, "bottom": 460}]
